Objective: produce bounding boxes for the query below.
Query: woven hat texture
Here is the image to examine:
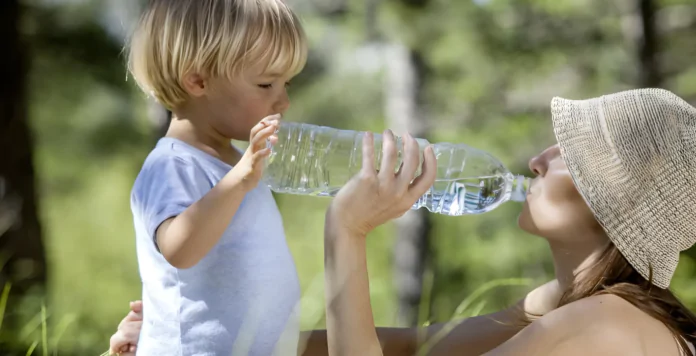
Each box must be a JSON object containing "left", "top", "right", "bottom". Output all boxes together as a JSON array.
[{"left": 551, "top": 88, "right": 696, "bottom": 289}]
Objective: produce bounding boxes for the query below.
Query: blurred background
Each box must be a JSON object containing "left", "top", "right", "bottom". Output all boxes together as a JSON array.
[{"left": 2, "top": 0, "right": 696, "bottom": 354}]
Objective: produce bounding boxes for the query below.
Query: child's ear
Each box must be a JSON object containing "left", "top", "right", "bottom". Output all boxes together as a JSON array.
[{"left": 182, "top": 72, "right": 207, "bottom": 97}]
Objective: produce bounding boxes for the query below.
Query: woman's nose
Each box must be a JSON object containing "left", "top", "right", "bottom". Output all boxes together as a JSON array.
[
  {"left": 528, "top": 154, "right": 546, "bottom": 176},
  {"left": 528, "top": 149, "right": 554, "bottom": 176},
  {"left": 528, "top": 144, "right": 561, "bottom": 176}
]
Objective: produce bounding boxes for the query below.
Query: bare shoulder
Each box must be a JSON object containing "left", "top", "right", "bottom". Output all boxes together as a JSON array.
[
  {"left": 484, "top": 294, "right": 644, "bottom": 356},
  {"left": 546, "top": 293, "right": 638, "bottom": 322}
]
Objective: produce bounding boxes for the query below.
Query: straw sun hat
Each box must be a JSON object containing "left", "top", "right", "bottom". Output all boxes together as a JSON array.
[{"left": 550, "top": 88, "right": 696, "bottom": 289}]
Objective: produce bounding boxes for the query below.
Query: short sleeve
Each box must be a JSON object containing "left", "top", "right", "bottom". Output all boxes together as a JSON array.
[{"left": 132, "top": 155, "right": 211, "bottom": 248}]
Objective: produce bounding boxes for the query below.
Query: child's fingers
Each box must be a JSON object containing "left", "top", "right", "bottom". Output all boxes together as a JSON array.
[
  {"left": 250, "top": 124, "right": 278, "bottom": 152},
  {"left": 249, "top": 114, "right": 280, "bottom": 142},
  {"left": 252, "top": 148, "right": 272, "bottom": 163}
]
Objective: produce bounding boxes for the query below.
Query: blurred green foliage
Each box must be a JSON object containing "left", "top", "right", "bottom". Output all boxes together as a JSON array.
[{"left": 4, "top": 0, "right": 696, "bottom": 354}]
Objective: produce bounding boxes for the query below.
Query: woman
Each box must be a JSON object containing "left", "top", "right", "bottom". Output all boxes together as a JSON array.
[
  {"left": 323, "top": 88, "right": 696, "bottom": 355},
  {"left": 110, "top": 88, "right": 696, "bottom": 355}
]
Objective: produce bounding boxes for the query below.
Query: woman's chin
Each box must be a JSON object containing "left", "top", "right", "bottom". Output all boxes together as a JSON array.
[
  {"left": 517, "top": 215, "right": 548, "bottom": 240},
  {"left": 517, "top": 201, "right": 533, "bottom": 232},
  {"left": 517, "top": 213, "right": 533, "bottom": 234}
]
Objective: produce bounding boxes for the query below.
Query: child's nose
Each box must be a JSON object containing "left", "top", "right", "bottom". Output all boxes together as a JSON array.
[{"left": 274, "top": 91, "right": 290, "bottom": 114}]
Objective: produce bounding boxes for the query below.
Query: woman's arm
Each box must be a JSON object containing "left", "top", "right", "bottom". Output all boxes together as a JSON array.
[
  {"left": 319, "top": 131, "right": 568, "bottom": 356},
  {"left": 324, "top": 224, "right": 381, "bottom": 355},
  {"left": 302, "top": 284, "right": 560, "bottom": 356},
  {"left": 300, "top": 311, "right": 520, "bottom": 356},
  {"left": 323, "top": 223, "right": 524, "bottom": 356},
  {"left": 323, "top": 130, "right": 437, "bottom": 356},
  {"left": 421, "top": 279, "right": 562, "bottom": 355}
]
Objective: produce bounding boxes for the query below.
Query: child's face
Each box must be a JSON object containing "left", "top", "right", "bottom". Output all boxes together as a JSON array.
[{"left": 191, "top": 64, "right": 293, "bottom": 142}]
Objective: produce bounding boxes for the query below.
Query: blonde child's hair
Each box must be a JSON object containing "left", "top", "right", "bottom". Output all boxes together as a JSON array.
[{"left": 127, "top": 0, "right": 308, "bottom": 110}]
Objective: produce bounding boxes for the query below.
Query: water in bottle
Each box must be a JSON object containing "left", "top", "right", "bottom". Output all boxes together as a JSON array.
[{"left": 263, "top": 122, "right": 530, "bottom": 216}]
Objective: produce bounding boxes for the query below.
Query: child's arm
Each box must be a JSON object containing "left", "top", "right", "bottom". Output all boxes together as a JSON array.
[{"left": 156, "top": 116, "right": 279, "bottom": 269}]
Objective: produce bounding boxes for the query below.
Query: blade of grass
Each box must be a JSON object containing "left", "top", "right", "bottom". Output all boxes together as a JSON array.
[
  {"left": 0, "top": 283, "right": 10, "bottom": 332},
  {"left": 452, "top": 278, "right": 531, "bottom": 319},
  {"left": 25, "top": 340, "right": 39, "bottom": 356},
  {"left": 416, "top": 278, "right": 532, "bottom": 356},
  {"left": 20, "top": 310, "right": 44, "bottom": 341},
  {"left": 468, "top": 300, "right": 487, "bottom": 318},
  {"left": 51, "top": 313, "right": 77, "bottom": 355},
  {"left": 41, "top": 304, "right": 48, "bottom": 356},
  {"left": 416, "top": 268, "right": 434, "bottom": 347}
]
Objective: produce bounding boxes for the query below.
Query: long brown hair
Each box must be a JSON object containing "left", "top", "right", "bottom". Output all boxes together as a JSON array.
[{"left": 522, "top": 243, "right": 696, "bottom": 355}]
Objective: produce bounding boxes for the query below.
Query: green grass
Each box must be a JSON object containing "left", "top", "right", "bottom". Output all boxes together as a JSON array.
[
  {"left": 415, "top": 278, "right": 531, "bottom": 356},
  {"left": 1, "top": 277, "right": 534, "bottom": 356},
  {"left": 0, "top": 284, "right": 51, "bottom": 356}
]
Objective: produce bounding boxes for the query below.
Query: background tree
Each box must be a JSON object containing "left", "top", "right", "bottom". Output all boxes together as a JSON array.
[{"left": 3, "top": 0, "right": 696, "bottom": 353}]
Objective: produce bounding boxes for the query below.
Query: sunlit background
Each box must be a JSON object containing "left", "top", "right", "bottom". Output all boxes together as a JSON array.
[{"left": 2, "top": 0, "right": 696, "bottom": 354}]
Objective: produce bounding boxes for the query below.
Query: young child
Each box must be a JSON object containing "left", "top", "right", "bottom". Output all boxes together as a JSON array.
[{"left": 122, "top": 0, "right": 308, "bottom": 354}]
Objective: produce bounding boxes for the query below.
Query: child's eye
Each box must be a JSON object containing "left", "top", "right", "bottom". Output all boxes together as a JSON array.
[
  {"left": 258, "top": 82, "right": 291, "bottom": 89},
  {"left": 284, "top": 82, "right": 291, "bottom": 88}
]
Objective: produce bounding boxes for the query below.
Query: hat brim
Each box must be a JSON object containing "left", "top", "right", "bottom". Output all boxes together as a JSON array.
[{"left": 550, "top": 94, "right": 677, "bottom": 289}]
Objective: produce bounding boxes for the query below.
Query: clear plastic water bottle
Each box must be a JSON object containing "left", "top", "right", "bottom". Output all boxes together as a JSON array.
[{"left": 263, "top": 122, "right": 530, "bottom": 216}]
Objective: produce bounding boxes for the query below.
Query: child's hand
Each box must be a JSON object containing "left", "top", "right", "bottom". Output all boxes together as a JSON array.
[
  {"left": 109, "top": 300, "right": 143, "bottom": 356},
  {"left": 231, "top": 114, "right": 280, "bottom": 191}
]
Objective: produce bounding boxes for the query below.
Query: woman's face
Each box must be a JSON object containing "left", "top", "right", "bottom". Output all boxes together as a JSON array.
[{"left": 518, "top": 144, "right": 607, "bottom": 244}]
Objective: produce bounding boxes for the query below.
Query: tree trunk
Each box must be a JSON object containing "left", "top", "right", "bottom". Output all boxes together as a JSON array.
[
  {"left": 638, "top": 0, "right": 660, "bottom": 87},
  {"left": 385, "top": 43, "right": 431, "bottom": 327},
  {"left": 0, "top": 0, "right": 47, "bottom": 330},
  {"left": 365, "top": 0, "right": 380, "bottom": 41}
]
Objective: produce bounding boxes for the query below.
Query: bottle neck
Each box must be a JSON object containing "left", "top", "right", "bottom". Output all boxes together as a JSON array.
[{"left": 509, "top": 174, "right": 531, "bottom": 202}]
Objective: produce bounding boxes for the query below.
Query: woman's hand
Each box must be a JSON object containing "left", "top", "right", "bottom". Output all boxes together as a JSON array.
[
  {"left": 326, "top": 130, "right": 437, "bottom": 237},
  {"left": 521, "top": 279, "right": 563, "bottom": 320},
  {"left": 109, "top": 300, "right": 143, "bottom": 356}
]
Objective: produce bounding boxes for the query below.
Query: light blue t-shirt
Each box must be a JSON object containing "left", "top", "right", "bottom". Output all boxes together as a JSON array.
[{"left": 131, "top": 137, "right": 301, "bottom": 356}]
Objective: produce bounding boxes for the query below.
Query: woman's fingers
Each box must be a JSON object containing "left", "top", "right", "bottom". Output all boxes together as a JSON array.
[
  {"left": 378, "top": 130, "right": 397, "bottom": 182},
  {"left": 409, "top": 145, "right": 437, "bottom": 200},
  {"left": 360, "top": 132, "right": 376, "bottom": 176},
  {"left": 129, "top": 301, "right": 143, "bottom": 314},
  {"left": 397, "top": 133, "right": 420, "bottom": 188}
]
